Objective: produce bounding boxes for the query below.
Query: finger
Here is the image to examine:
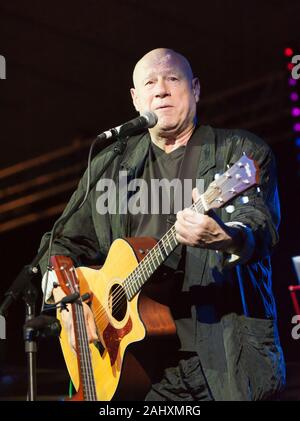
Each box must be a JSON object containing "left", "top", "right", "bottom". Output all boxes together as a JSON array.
[
  {"left": 176, "top": 210, "right": 184, "bottom": 222},
  {"left": 175, "top": 219, "right": 190, "bottom": 237},
  {"left": 189, "top": 209, "right": 209, "bottom": 223},
  {"left": 87, "top": 325, "right": 97, "bottom": 343},
  {"left": 182, "top": 209, "right": 205, "bottom": 226},
  {"left": 181, "top": 209, "right": 197, "bottom": 224},
  {"left": 60, "top": 307, "right": 76, "bottom": 352},
  {"left": 70, "top": 328, "right": 76, "bottom": 353},
  {"left": 177, "top": 209, "right": 195, "bottom": 226},
  {"left": 192, "top": 187, "right": 201, "bottom": 203},
  {"left": 175, "top": 231, "right": 189, "bottom": 245},
  {"left": 182, "top": 208, "right": 196, "bottom": 218},
  {"left": 84, "top": 304, "right": 98, "bottom": 340},
  {"left": 87, "top": 312, "right": 98, "bottom": 342}
]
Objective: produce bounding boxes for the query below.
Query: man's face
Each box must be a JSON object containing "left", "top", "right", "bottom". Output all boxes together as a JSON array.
[{"left": 130, "top": 52, "right": 200, "bottom": 137}]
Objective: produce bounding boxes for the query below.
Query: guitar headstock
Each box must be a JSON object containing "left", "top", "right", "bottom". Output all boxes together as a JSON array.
[
  {"left": 203, "top": 154, "right": 259, "bottom": 210},
  {"left": 50, "top": 255, "right": 78, "bottom": 297}
]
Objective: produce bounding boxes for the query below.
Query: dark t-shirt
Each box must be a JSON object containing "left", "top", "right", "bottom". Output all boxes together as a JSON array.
[
  {"left": 130, "top": 141, "right": 186, "bottom": 240},
  {"left": 129, "top": 141, "right": 195, "bottom": 352}
]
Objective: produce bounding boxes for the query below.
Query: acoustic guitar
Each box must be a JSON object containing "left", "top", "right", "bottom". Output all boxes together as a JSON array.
[{"left": 51, "top": 154, "right": 258, "bottom": 401}]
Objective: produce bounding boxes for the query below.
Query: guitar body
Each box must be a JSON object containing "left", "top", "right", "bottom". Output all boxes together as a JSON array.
[{"left": 57, "top": 237, "right": 176, "bottom": 401}]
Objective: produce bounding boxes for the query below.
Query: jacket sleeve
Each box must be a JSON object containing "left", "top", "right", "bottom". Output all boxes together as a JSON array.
[{"left": 220, "top": 132, "right": 280, "bottom": 265}]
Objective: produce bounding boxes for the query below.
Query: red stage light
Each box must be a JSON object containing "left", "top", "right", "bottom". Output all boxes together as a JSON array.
[{"left": 284, "top": 47, "right": 294, "bottom": 57}]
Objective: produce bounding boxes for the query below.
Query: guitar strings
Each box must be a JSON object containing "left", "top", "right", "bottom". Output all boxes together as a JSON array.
[
  {"left": 90, "top": 194, "right": 208, "bottom": 323},
  {"left": 90, "top": 166, "right": 242, "bottom": 323},
  {"left": 71, "top": 269, "right": 97, "bottom": 401},
  {"left": 64, "top": 268, "right": 92, "bottom": 400},
  {"left": 65, "top": 267, "right": 97, "bottom": 400},
  {"left": 119, "top": 165, "right": 242, "bottom": 303}
]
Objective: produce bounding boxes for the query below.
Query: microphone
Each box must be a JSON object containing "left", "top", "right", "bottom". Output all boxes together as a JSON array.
[{"left": 98, "top": 111, "right": 158, "bottom": 140}]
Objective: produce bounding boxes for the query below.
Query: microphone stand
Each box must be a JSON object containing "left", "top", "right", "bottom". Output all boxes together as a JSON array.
[
  {"left": 23, "top": 282, "right": 38, "bottom": 401},
  {"left": 0, "top": 135, "right": 129, "bottom": 400}
]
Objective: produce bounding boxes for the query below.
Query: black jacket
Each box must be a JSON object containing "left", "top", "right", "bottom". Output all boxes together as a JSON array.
[{"left": 39, "top": 125, "right": 286, "bottom": 400}]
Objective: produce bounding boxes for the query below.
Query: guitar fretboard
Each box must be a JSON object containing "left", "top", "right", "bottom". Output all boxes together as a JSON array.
[
  {"left": 73, "top": 300, "right": 97, "bottom": 401},
  {"left": 62, "top": 266, "right": 97, "bottom": 401},
  {"left": 123, "top": 198, "right": 206, "bottom": 301}
]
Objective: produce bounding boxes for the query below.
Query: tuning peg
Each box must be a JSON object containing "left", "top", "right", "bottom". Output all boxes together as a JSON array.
[
  {"left": 225, "top": 205, "right": 235, "bottom": 214},
  {"left": 240, "top": 196, "right": 249, "bottom": 204}
]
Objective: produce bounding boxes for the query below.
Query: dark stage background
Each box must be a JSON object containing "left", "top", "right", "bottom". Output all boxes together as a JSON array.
[{"left": 0, "top": 0, "right": 300, "bottom": 400}]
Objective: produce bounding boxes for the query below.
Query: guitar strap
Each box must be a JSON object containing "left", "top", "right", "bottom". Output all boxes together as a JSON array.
[{"left": 166, "top": 125, "right": 206, "bottom": 270}]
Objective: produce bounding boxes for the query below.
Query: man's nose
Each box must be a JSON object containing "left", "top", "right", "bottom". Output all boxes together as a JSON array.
[{"left": 154, "top": 79, "right": 170, "bottom": 98}]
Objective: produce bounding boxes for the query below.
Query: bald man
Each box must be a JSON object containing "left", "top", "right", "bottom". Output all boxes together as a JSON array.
[
  {"left": 131, "top": 48, "right": 199, "bottom": 150},
  {"left": 40, "top": 48, "right": 285, "bottom": 401}
]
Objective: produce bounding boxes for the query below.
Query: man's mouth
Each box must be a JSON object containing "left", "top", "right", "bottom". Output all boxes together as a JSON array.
[{"left": 155, "top": 105, "right": 173, "bottom": 110}]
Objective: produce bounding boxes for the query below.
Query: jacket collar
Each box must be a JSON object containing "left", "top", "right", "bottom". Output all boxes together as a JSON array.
[
  {"left": 120, "top": 131, "right": 151, "bottom": 174},
  {"left": 120, "top": 124, "right": 216, "bottom": 176},
  {"left": 192, "top": 124, "right": 216, "bottom": 177}
]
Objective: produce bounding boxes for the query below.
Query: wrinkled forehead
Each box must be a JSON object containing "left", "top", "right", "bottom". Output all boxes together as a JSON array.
[{"left": 133, "top": 52, "right": 193, "bottom": 87}]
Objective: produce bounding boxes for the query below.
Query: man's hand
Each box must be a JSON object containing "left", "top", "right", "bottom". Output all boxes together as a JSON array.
[
  {"left": 53, "top": 286, "right": 98, "bottom": 353},
  {"left": 175, "top": 188, "right": 244, "bottom": 253}
]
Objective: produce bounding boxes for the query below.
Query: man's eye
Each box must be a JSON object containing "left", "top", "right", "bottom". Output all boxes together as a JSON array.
[
  {"left": 169, "top": 77, "right": 178, "bottom": 81},
  {"left": 145, "top": 80, "right": 153, "bottom": 86}
]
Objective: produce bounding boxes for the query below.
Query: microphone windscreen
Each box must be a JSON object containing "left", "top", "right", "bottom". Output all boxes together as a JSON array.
[{"left": 143, "top": 111, "right": 158, "bottom": 128}]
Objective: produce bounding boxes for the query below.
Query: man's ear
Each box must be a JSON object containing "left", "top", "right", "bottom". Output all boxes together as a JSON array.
[
  {"left": 130, "top": 88, "right": 140, "bottom": 112},
  {"left": 192, "top": 77, "right": 200, "bottom": 103}
]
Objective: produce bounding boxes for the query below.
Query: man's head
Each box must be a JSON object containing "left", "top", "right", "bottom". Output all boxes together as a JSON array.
[{"left": 130, "top": 48, "right": 200, "bottom": 139}]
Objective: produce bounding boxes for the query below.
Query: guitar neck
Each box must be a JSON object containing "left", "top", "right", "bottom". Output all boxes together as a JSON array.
[
  {"left": 124, "top": 153, "right": 258, "bottom": 301},
  {"left": 72, "top": 301, "right": 97, "bottom": 401},
  {"left": 51, "top": 255, "right": 98, "bottom": 401},
  {"left": 124, "top": 196, "right": 206, "bottom": 301}
]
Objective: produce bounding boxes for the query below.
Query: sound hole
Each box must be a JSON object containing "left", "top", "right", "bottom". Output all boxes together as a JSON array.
[{"left": 109, "top": 283, "right": 127, "bottom": 322}]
